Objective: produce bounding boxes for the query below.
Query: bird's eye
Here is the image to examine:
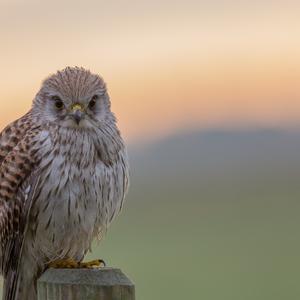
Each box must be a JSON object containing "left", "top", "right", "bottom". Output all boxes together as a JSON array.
[
  {"left": 89, "top": 95, "right": 98, "bottom": 109},
  {"left": 51, "top": 96, "right": 64, "bottom": 110}
]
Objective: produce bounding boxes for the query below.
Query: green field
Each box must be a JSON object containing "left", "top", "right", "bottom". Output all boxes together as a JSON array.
[
  {"left": 87, "top": 176, "right": 300, "bottom": 300},
  {"left": 1, "top": 130, "right": 300, "bottom": 299},
  {"left": 87, "top": 131, "right": 300, "bottom": 299}
]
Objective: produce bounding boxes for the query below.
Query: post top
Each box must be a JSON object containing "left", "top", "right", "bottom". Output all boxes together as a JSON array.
[{"left": 38, "top": 267, "right": 134, "bottom": 287}]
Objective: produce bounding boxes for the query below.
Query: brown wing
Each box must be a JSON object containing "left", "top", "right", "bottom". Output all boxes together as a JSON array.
[
  {"left": 2, "top": 173, "right": 41, "bottom": 300},
  {"left": 0, "top": 116, "right": 42, "bottom": 275},
  {"left": 0, "top": 112, "right": 33, "bottom": 165}
]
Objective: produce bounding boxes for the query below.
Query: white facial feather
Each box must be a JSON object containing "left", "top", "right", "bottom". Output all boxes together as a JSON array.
[{"left": 32, "top": 66, "right": 112, "bottom": 129}]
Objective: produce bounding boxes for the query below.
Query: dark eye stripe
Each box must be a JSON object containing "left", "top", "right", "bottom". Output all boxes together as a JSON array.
[
  {"left": 51, "top": 96, "right": 64, "bottom": 109},
  {"left": 89, "top": 95, "right": 98, "bottom": 109},
  {"left": 55, "top": 101, "right": 64, "bottom": 109},
  {"left": 89, "top": 100, "right": 96, "bottom": 108}
]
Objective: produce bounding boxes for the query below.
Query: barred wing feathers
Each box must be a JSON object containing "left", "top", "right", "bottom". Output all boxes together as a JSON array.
[{"left": 0, "top": 115, "right": 42, "bottom": 275}]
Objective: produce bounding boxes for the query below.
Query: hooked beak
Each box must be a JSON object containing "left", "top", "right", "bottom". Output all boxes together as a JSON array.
[{"left": 71, "top": 104, "right": 85, "bottom": 125}]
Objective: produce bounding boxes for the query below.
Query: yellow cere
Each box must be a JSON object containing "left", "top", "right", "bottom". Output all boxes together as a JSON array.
[{"left": 71, "top": 104, "right": 84, "bottom": 111}]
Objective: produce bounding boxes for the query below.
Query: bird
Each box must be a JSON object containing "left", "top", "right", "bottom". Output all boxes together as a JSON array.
[{"left": 0, "top": 67, "right": 129, "bottom": 300}]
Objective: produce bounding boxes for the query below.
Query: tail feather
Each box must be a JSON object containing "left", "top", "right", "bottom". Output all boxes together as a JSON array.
[
  {"left": 3, "top": 270, "right": 19, "bottom": 300},
  {"left": 2, "top": 263, "right": 39, "bottom": 300},
  {"left": 1, "top": 175, "right": 41, "bottom": 300}
]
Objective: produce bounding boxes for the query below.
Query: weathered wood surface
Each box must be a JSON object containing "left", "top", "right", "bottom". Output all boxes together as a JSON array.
[{"left": 37, "top": 268, "right": 135, "bottom": 300}]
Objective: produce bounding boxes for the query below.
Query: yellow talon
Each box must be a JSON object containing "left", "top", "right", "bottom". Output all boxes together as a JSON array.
[
  {"left": 48, "top": 258, "right": 106, "bottom": 269},
  {"left": 48, "top": 258, "right": 79, "bottom": 269},
  {"left": 79, "top": 259, "right": 106, "bottom": 269}
]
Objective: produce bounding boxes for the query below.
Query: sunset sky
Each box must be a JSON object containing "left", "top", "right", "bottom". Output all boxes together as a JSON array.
[{"left": 0, "top": 1, "right": 300, "bottom": 142}]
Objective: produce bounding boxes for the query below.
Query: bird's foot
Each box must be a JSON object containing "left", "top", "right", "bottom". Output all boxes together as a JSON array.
[
  {"left": 79, "top": 259, "right": 106, "bottom": 269},
  {"left": 48, "top": 258, "right": 78, "bottom": 268},
  {"left": 48, "top": 258, "right": 106, "bottom": 269}
]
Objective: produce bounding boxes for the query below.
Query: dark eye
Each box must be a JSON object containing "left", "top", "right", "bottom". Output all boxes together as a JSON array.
[
  {"left": 89, "top": 95, "right": 98, "bottom": 109},
  {"left": 51, "top": 96, "right": 64, "bottom": 110}
]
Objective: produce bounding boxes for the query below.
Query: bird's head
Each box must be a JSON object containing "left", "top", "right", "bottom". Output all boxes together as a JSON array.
[{"left": 33, "top": 67, "right": 115, "bottom": 129}]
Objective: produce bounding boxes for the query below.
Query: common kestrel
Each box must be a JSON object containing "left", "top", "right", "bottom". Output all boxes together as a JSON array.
[{"left": 0, "top": 67, "right": 129, "bottom": 300}]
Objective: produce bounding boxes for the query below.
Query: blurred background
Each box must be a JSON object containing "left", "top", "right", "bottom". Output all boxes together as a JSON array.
[{"left": 1, "top": 1, "right": 300, "bottom": 299}]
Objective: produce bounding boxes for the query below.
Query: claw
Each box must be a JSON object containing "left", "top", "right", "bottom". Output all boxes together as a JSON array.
[
  {"left": 48, "top": 258, "right": 106, "bottom": 269},
  {"left": 79, "top": 259, "right": 106, "bottom": 269}
]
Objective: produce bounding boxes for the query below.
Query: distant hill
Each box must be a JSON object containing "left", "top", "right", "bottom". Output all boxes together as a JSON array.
[
  {"left": 128, "top": 129, "right": 300, "bottom": 187},
  {"left": 99, "top": 129, "right": 300, "bottom": 300}
]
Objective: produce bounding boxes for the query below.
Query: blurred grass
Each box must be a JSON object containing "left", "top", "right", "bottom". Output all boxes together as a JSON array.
[
  {"left": 1, "top": 177, "right": 300, "bottom": 300},
  {"left": 86, "top": 175, "right": 300, "bottom": 300},
  {"left": 1, "top": 130, "right": 300, "bottom": 299}
]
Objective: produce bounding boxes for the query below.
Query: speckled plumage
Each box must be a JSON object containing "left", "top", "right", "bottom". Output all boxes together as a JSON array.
[{"left": 0, "top": 67, "right": 129, "bottom": 300}]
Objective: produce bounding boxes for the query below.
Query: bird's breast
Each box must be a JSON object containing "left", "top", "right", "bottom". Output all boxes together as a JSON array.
[{"left": 28, "top": 129, "right": 128, "bottom": 261}]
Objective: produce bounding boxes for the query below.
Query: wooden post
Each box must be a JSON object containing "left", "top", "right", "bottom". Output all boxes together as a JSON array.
[{"left": 37, "top": 268, "right": 135, "bottom": 300}]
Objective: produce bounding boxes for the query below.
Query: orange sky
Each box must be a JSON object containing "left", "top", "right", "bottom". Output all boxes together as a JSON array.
[{"left": 0, "top": 1, "right": 300, "bottom": 142}]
